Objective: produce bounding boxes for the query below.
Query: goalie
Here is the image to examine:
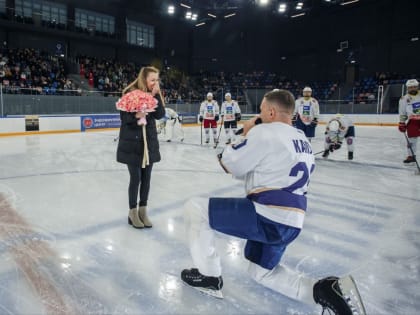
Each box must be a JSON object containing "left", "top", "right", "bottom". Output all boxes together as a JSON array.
[
  {"left": 322, "top": 115, "right": 355, "bottom": 160},
  {"left": 159, "top": 107, "right": 184, "bottom": 142}
]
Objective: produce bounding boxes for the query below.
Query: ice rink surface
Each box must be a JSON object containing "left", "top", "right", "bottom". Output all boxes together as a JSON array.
[{"left": 0, "top": 124, "right": 419, "bottom": 315}]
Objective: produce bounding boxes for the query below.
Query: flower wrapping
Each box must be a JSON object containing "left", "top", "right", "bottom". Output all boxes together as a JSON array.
[{"left": 116, "top": 90, "right": 158, "bottom": 125}]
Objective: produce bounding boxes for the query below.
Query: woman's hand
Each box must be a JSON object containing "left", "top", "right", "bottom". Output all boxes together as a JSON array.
[
  {"left": 151, "top": 82, "right": 160, "bottom": 96},
  {"left": 135, "top": 112, "right": 146, "bottom": 119}
]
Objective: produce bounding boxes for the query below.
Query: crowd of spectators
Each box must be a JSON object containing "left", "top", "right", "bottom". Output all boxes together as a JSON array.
[
  {"left": 0, "top": 48, "right": 80, "bottom": 95},
  {"left": 2, "top": 50, "right": 418, "bottom": 106}
]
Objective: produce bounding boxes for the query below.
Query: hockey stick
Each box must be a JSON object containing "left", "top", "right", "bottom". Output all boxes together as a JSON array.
[
  {"left": 404, "top": 133, "right": 420, "bottom": 174},
  {"left": 200, "top": 120, "right": 203, "bottom": 146},
  {"left": 314, "top": 150, "right": 325, "bottom": 155},
  {"left": 214, "top": 116, "right": 224, "bottom": 149}
]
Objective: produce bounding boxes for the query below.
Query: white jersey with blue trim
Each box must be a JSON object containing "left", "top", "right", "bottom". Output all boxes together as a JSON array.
[
  {"left": 221, "top": 122, "right": 315, "bottom": 229},
  {"left": 294, "top": 97, "right": 320, "bottom": 125},
  {"left": 326, "top": 116, "right": 354, "bottom": 142},
  {"left": 200, "top": 101, "right": 219, "bottom": 120},
  {"left": 165, "top": 108, "right": 178, "bottom": 120},
  {"left": 399, "top": 91, "right": 420, "bottom": 122},
  {"left": 221, "top": 101, "right": 241, "bottom": 121}
]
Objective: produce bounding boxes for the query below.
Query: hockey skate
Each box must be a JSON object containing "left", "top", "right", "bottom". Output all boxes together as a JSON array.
[
  {"left": 403, "top": 155, "right": 416, "bottom": 163},
  {"left": 225, "top": 139, "right": 231, "bottom": 145},
  {"left": 348, "top": 152, "right": 353, "bottom": 160},
  {"left": 205, "top": 139, "right": 210, "bottom": 144},
  {"left": 181, "top": 268, "right": 224, "bottom": 299},
  {"left": 313, "top": 275, "right": 366, "bottom": 315},
  {"left": 213, "top": 139, "right": 219, "bottom": 149},
  {"left": 322, "top": 150, "right": 329, "bottom": 158}
]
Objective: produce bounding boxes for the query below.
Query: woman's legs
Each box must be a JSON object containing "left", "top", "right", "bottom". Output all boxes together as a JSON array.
[
  {"left": 127, "top": 164, "right": 141, "bottom": 209},
  {"left": 139, "top": 164, "right": 153, "bottom": 207}
]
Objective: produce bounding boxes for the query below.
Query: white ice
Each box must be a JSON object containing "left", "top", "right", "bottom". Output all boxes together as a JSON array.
[{"left": 0, "top": 125, "right": 419, "bottom": 315}]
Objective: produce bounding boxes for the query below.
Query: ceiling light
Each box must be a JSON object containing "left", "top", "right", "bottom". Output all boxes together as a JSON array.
[
  {"left": 168, "top": 5, "right": 175, "bottom": 14},
  {"left": 195, "top": 22, "right": 205, "bottom": 27},
  {"left": 279, "top": 3, "right": 287, "bottom": 12},
  {"left": 207, "top": 13, "right": 217, "bottom": 18},
  {"left": 340, "top": 0, "right": 359, "bottom": 5},
  {"left": 291, "top": 12, "right": 305, "bottom": 18},
  {"left": 224, "top": 13, "right": 236, "bottom": 18},
  {"left": 258, "top": 0, "right": 270, "bottom": 6},
  {"left": 180, "top": 3, "right": 191, "bottom": 9}
]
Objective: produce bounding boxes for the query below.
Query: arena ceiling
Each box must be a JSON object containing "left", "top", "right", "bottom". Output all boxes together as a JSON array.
[{"left": 149, "top": 0, "right": 381, "bottom": 23}]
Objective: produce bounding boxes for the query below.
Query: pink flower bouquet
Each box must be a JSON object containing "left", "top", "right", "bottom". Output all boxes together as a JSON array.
[{"left": 116, "top": 90, "right": 158, "bottom": 125}]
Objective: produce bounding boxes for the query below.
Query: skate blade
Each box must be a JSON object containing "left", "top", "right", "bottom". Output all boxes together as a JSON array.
[
  {"left": 182, "top": 281, "right": 224, "bottom": 299},
  {"left": 195, "top": 286, "right": 224, "bottom": 299},
  {"left": 338, "top": 275, "right": 367, "bottom": 315}
]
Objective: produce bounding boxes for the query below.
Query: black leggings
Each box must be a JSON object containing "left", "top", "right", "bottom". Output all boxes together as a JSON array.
[{"left": 127, "top": 164, "right": 153, "bottom": 209}]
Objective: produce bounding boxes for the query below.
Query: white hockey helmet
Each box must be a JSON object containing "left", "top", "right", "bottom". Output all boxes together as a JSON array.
[
  {"left": 406, "top": 79, "right": 419, "bottom": 87},
  {"left": 225, "top": 92, "right": 231, "bottom": 98},
  {"left": 207, "top": 92, "right": 213, "bottom": 98},
  {"left": 303, "top": 86, "right": 312, "bottom": 93},
  {"left": 328, "top": 120, "right": 340, "bottom": 132}
]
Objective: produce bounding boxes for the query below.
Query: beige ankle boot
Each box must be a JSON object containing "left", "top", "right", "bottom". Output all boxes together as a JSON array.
[
  {"left": 128, "top": 208, "right": 144, "bottom": 228},
  {"left": 138, "top": 206, "right": 152, "bottom": 228}
]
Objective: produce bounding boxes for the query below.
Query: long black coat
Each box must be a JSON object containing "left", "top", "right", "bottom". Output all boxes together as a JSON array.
[{"left": 116, "top": 94, "right": 165, "bottom": 166}]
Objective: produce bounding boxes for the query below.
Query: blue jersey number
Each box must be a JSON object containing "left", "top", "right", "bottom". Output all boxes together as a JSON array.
[{"left": 285, "top": 162, "right": 315, "bottom": 193}]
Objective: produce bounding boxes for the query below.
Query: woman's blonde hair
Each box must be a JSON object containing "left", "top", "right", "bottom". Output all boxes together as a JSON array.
[
  {"left": 123, "top": 66, "right": 159, "bottom": 94},
  {"left": 122, "top": 66, "right": 165, "bottom": 106}
]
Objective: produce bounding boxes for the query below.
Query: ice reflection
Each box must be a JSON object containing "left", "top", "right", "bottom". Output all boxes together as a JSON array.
[{"left": 158, "top": 274, "right": 181, "bottom": 302}]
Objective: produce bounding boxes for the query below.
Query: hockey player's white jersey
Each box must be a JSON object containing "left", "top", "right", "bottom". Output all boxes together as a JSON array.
[
  {"left": 221, "top": 101, "right": 241, "bottom": 121},
  {"left": 399, "top": 91, "right": 420, "bottom": 122},
  {"left": 200, "top": 101, "right": 219, "bottom": 120},
  {"left": 326, "top": 116, "right": 354, "bottom": 142},
  {"left": 294, "top": 97, "right": 320, "bottom": 125},
  {"left": 165, "top": 108, "right": 178, "bottom": 120},
  {"left": 221, "top": 122, "right": 315, "bottom": 229}
]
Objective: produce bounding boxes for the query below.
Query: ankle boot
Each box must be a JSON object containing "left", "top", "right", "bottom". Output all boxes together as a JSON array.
[
  {"left": 128, "top": 208, "right": 144, "bottom": 228},
  {"left": 138, "top": 206, "right": 152, "bottom": 228}
]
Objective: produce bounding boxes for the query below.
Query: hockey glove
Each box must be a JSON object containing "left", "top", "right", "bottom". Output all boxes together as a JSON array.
[
  {"left": 215, "top": 114, "right": 219, "bottom": 122},
  {"left": 398, "top": 122, "right": 407, "bottom": 133},
  {"left": 199, "top": 116, "right": 203, "bottom": 123},
  {"left": 235, "top": 113, "right": 241, "bottom": 121},
  {"left": 310, "top": 118, "right": 318, "bottom": 127}
]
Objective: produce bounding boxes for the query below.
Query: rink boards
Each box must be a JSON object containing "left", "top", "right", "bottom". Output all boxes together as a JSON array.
[{"left": 0, "top": 113, "right": 399, "bottom": 136}]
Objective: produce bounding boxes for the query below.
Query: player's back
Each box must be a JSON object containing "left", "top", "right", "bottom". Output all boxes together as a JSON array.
[
  {"left": 246, "top": 122, "right": 314, "bottom": 193},
  {"left": 245, "top": 122, "right": 315, "bottom": 228}
]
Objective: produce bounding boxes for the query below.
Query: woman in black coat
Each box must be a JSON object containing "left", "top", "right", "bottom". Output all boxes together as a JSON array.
[{"left": 116, "top": 66, "right": 165, "bottom": 229}]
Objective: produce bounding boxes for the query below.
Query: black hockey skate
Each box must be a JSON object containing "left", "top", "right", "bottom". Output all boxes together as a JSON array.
[
  {"left": 225, "top": 139, "right": 231, "bottom": 145},
  {"left": 205, "top": 139, "right": 210, "bottom": 144},
  {"left": 322, "top": 150, "right": 330, "bottom": 158},
  {"left": 403, "top": 155, "right": 416, "bottom": 163},
  {"left": 313, "top": 276, "right": 366, "bottom": 315},
  {"left": 181, "top": 268, "right": 223, "bottom": 299},
  {"left": 348, "top": 152, "right": 353, "bottom": 160}
]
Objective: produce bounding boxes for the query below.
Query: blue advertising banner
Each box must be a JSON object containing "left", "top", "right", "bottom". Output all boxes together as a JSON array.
[{"left": 80, "top": 114, "right": 121, "bottom": 131}]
